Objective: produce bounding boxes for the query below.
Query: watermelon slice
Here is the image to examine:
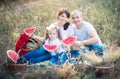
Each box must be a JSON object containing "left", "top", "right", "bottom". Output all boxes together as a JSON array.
[
  {"left": 7, "top": 50, "right": 19, "bottom": 63},
  {"left": 43, "top": 44, "right": 57, "bottom": 51},
  {"left": 61, "top": 35, "right": 77, "bottom": 45},
  {"left": 24, "top": 27, "right": 36, "bottom": 36}
]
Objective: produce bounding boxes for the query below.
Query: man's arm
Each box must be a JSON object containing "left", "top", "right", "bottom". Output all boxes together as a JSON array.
[{"left": 75, "top": 31, "right": 99, "bottom": 46}]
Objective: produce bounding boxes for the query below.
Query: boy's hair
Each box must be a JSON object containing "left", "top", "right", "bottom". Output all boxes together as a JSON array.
[{"left": 44, "top": 25, "right": 57, "bottom": 41}]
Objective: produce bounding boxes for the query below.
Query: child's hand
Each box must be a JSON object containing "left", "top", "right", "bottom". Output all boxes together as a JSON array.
[{"left": 55, "top": 45, "right": 60, "bottom": 54}]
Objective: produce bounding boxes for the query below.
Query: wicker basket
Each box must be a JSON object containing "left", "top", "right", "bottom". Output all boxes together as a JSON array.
[
  {"left": 22, "top": 38, "right": 41, "bottom": 52},
  {"left": 6, "top": 62, "right": 27, "bottom": 71},
  {"left": 93, "top": 64, "right": 114, "bottom": 76}
]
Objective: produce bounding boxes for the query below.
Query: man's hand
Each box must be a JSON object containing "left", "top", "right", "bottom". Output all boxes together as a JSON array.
[
  {"left": 74, "top": 41, "right": 83, "bottom": 46},
  {"left": 71, "top": 41, "right": 84, "bottom": 50}
]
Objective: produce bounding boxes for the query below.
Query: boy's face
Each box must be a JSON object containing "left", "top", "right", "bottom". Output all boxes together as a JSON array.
[{"left": 48, "top": 29, "right": 57, "bottom": 40}]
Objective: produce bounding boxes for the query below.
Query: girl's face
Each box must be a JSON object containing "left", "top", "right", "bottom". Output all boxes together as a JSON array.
[
  {"left": 48, "top": 29, "right": 57, "bottom": 40},
  {"left": 72, "top": 12, "right": 83, "bottom": 28},
  {"left": 58, "top": 13, "right": 68, "bottom": 26}
]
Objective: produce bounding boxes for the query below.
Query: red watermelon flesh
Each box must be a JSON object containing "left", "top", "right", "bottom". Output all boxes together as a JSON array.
[
  {"left": 24, "top": 27, "right": 36, "bottom": 36},
  {"left": 7, "top": 50, "right": 19, "bottom": 63},
  {"left": 43, "top": 44, "right": 57, "bottom": 51},
  {"left": 61, "top": 36, "right": 77, "bottom": 45}
]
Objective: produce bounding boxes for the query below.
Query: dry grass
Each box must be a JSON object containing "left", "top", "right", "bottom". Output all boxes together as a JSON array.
[
  {"left": 103, "top": 46, "right": 120, "bottom": 63},
  {"left": 80, "top": 51, "right": 103, "bottom": 65},
  {"left": 80, "top": 46, "right": 120, "bottom": 65}
]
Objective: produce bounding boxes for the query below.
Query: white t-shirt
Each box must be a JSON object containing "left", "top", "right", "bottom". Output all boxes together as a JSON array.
[
  {"left": 49, "top": 22, "right": 74, "bottom": 39},
  {"left": 45, "top": 38, "right": 64, "bottom": 56},
  {"left": 73, "top": 21, "right": 102, "bottom": 45}
]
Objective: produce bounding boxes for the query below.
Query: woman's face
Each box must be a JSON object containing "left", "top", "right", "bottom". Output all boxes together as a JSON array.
[{"left": 58, "top": 13, "right": 68, "bottom": 25}]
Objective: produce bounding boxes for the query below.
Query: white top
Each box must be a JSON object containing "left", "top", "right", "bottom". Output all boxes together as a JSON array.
[
  {"left": 73, "top": 21, "right": 102, "bottom": 45},
  {"left": 49, "top": 22, "right": 74, "bottom": 39},
  {"left": 45, "top": 38, "right": 64, "bottom": 56}
]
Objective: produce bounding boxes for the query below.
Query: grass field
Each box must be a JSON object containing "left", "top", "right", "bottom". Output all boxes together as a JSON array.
[{"left": 0, "top": 0, "right": 120, "bottom": 79}]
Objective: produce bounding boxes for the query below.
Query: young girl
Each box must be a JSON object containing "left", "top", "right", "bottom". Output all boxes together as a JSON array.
[{"left": 44, "top": 26, "right": 65, "bottom": 64}]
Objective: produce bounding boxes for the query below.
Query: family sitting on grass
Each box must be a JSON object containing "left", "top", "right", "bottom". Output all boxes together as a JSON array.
[{"left": 12, "top": 8, "right": 103, "bottom": 65}]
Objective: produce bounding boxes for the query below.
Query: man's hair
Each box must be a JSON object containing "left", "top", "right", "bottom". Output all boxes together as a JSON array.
[{"left": 71, "top": 10, "right": 82, "bottom": 17}]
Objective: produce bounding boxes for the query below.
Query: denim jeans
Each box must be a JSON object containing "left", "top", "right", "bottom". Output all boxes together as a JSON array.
[
  {"left": 60, "top": 50, "right": 80, "bottom": 64},
  {"left": 85, "top": 44, "right": 103, "bottom": 56},
  {"left": 50, "top": 50, "right": 80, "bottom": 65},
  {"left": 50, "top": 52, "right": 67, "bottom": 64},
  {"left": 17, "top": 43, "right": 51, "bottom": 64},
  {"left": 59, "top": 44, "right": 103, "bottom": 64}
]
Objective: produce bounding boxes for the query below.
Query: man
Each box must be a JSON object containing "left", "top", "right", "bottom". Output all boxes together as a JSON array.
[{"left": 71, "top": 10, "right": 103, "bottom": 56}]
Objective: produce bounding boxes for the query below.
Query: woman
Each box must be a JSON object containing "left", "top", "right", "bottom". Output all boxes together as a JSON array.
[{"left": 49, "top": 8, "right": 74, "bottom": 40}]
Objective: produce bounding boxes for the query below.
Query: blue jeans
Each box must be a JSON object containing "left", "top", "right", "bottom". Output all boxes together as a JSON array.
[
  {"left": 60, "top": 50, "right": 80, "bottom": 64},
  {"left": 50, "top": 52, "right": 67, "bottom": 64},
  {"left": 17, "top": 43, "right": 51, "bottom": 64},
  {"left": 85, "top": 44, "right": 103, "bottom": 56},
  {"left": 50, "top": 50, "right": 79, "bottom": 65},
  {"left": 59, "top": 44, "right": 103, "bottom": 64}
]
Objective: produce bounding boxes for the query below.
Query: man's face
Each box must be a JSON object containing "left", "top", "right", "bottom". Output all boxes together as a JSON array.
[{"left": 72, "top": 13, "right": 82, "bottom": 28}]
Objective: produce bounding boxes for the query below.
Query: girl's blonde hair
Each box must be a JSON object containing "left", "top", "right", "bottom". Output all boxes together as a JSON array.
[{"left": 44, "top": 25, "right": 57, "bottom": 41}]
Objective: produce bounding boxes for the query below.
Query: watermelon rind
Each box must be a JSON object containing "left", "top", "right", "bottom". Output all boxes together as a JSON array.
[
  {"left": 61, "top": 36, "right": 77, "bottom": 45},
  {"left": 7, "top": 50, "right": 19, "bottom": 63},
  {"left": 24, "top": 27, "right": 36, "bottom": 36},
  {"left": 7, "top": 57, "right": 14, "bottom": 64},
  {"left": 43, "top": 44, "right": 57, "bottom": 51}
]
